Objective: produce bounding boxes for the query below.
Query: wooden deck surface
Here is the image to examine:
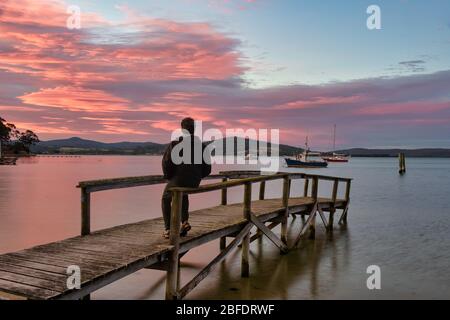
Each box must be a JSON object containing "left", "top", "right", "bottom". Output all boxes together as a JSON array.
[{"left": 0, "top": 196, "right": 344, "bottom": 300}]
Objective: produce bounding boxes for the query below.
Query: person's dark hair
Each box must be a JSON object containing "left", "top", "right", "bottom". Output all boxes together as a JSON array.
[{"left": 181, "top": 117, "right": 195, "bottom": 135}]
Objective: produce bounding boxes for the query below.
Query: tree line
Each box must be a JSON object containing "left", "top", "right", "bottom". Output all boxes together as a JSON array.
[{"left": 0, "top": 117, "right": 40, "bottom": 155}]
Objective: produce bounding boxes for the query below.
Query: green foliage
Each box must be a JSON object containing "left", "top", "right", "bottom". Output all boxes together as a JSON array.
[{"left": 0, "top": 116, "right": 39, "bottom": 154}]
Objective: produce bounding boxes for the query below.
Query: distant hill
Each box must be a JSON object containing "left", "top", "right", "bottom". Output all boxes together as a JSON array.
[
  {"left": 31, "top": 137, "right": 304, "bottom": 156},
  {"left": 31, "top": 137, "right": 167, "bottom": 155},
  {"left": 336, "top": 148, "right": 450, "bottom": 158},
  {"left": 32, "top": 138, "right": 450, "bottom": 158}
]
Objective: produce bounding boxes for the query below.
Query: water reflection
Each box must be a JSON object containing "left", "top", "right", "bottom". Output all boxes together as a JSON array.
[{"left": 187, "top": 220, "right": 351, "bottom": 300}]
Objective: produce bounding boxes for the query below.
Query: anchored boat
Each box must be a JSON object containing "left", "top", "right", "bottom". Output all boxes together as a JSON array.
[
  {"left": 285, "top": 137, "right": 328, "bottom": 168},
  {"left": 321, "top": 125, "right": 349, "bottom": 163},
  {"left": 322, "top": 153, "right": 349, "bottom": 163}
]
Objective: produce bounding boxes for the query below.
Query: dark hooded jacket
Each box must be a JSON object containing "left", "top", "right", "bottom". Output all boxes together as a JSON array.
[{"left": 162, "top": 135, "right": 211, "bottom": 187}]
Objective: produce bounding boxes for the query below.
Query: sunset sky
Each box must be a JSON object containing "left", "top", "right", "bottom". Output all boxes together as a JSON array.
[{"left": 1, "top": 0, "right": 449, "bottom": 149}]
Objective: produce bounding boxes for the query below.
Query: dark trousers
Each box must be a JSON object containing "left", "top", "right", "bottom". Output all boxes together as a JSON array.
[{"left": 161, "top": 182, "right": 189, "bottom": 231}]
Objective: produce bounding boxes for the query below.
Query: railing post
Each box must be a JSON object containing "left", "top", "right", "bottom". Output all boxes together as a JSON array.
[
  {"left": 303, "top": 179, "right": 310, "bottom": 197},
  {"left": 345, "top": 180, "right": 351, "bottom": 203},
  {"left": 309, "top": 177, "right": 318, "bottom": 239},
  {"left": 221, "top": 178, "right": 228, "bottom": 205},
  {"left": 329, "top": 179, "right": 339, "bottom": 230},
  {"left": 81, "top": 187, "right": 91, "bottom": 236},
  {"left": 166, "top": 190, "right": 182, "bottom": 300},
  {"left": 241, "top": 182, "right": 252, "bottom": 277},
  {"left": 259, "top": 181, "right": 266, "bottom": 200},
  {"left": 343, "top": 180, "right": 352, "bottom": 223},
  {"left": 311, "top": 177, "right": 318, "bottom": 200},
  {"left": 220, "top": 178, "right": 228, "bottom": 250},
  {"left": 281, "top": 176, "right": 290, "bottom": 245}
]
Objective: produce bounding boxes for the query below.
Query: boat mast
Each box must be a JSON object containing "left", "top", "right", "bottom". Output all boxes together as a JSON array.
[
  {"left": 333, "top": 124, "right": 336, "bottom": 152},
  {"left": 304, "top": 136, "right": 309, "bottom": 161}
]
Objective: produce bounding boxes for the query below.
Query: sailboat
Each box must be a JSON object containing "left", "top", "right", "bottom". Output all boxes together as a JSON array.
[
  {"left": 321, "top": 125, "right": 349, "bottom": 163},
  {"left": 285, "top": 137, "right": 328, "bottom": 168}
]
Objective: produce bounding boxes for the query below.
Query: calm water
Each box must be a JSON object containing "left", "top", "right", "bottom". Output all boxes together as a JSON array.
[{"left": 1, "top": 156, "right": 449, "bottom": 299}]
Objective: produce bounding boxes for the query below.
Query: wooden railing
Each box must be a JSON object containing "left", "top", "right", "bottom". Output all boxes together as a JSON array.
[{"left": 77, "top": 170, "right": 351, "bottom": 236}]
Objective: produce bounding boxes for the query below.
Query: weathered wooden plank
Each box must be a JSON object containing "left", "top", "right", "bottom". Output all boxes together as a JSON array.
[
  {"left": 0, "top": 263, "right": 67, "bottom": 283},
  {"left": 0, "top": 270, "right": 65, "bottom": 293},
  {"left": 24, "top": 247, "right": 124, "bottom": 269},
  {"left": 0, "top": 290, "right": 27, "bottom": 300},
  {"left": 0, "top": 256, "right": 69, "bottom": 275},
  {"left": 0, "top": 279, "right": 57, "bottom": 300},
  {"left": 5, "top": 252, "right": 112, "bottom": 277}
]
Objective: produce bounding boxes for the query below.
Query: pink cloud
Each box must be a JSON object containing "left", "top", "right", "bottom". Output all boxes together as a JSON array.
[
  {"left": 1, "top": 1, "right": 450, "bottom": 148},
  {"left": 275, "top": 95, "right": 364, "bottom": 110},
  {"left": 356, "top": 101, "right": 450, "bottom": 115},
  {"left": 19, "top": 87, "right": 131, "bottom": 112}
]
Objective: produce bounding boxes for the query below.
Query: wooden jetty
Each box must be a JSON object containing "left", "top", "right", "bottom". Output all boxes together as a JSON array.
[{"left": 0, "top": 170, "right": 352, "bottom": 300}]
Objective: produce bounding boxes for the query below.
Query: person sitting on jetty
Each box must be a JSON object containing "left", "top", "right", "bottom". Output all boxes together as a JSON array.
[{"left": 161, "top": 117, "right": 211, "bottom": 239}]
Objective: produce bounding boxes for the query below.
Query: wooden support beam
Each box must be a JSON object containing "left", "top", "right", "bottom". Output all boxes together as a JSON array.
[
  {"left": 165, "top": 190, "right": 182, "bottom": 300},
  {"left": 311, "top": 177, "right": 318, "bottom": 200},
  {"left": 345, "top": 180, "right": 351, "bottom": 203},
  {"left": 243, "top": 182, "right": 252, "bottom": 220},
  {"left": 327, "top": 179, "right": 339, "bottom": 231},
  {"left": 338, "top": 205, "right": 349, "bottom": 225},
  {"left": 80, "top": 187, "right": 91, "bottom": 300},
  {"left": 281, "top": 176, "right": 290, "bottom": 245},
  {"left": 259, "top": 181, "right": 266, "bottom": 200},
  {"left": 306, "top": 177, "right": 319, "bottom": 240},
  {"left": 250, "top": 214, "right": 288, "bottom": 253},
  {"left": 81, "top": 188, "right": 90, "bottom": 236},
  {"left": 248, "top": 220, "right": 281, "bottom": 244},
  {"left": 308, "top": 211, "right": 316, "bottom": 240},
  {"left": 304, "top": 179, "right": 310, "bottom": 197},
  {"left": 328, "top": 210, "right": 334, "bottom": 230},
  {"left": 221, "top": 178, "right": 228, "bottom": 205},
  {"left": 220, "top": 237, "right": 226, "bottom": 251},
  {"left": 293, "top": 203, "right": 317, "bottom": 248},
  {"left": 317, "top": 206, "right": 328, "bottom": 228},
  {"left": 241, "top": 182, "right": 252, "bottom": 278},
  {"left": 332, "top": 179, "right": 339, "bottom": 203},
  {"left": 337, "top": 179, "right": 351, "bottom": 224},
  {"left": 241, "top": 233, "right": 250, "bottom": 278},
  {"left": 179, "top": 223, "right": 252, "bottom": 299}
]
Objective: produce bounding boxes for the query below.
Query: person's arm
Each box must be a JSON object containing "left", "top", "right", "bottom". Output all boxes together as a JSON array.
[
  {"left": 162, "top": 143, "right": 175, "bottom": 180},
  {"left": 201, "top": 142, "right": 212, "bottom": 178}
]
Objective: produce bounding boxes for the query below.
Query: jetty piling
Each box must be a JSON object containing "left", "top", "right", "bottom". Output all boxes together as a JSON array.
[{"left": 399, "top": 153, "right": 406, "bottom": 174}]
